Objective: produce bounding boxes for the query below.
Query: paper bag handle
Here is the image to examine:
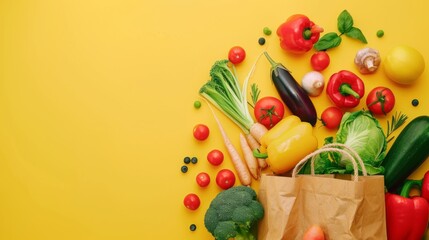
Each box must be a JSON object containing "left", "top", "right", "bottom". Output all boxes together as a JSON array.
[
  {"left": 292, "top": 143, "right": 367, "bottom": 181},
  {"left": 313, "top": 143, "right": 367, "bottom": 176}
]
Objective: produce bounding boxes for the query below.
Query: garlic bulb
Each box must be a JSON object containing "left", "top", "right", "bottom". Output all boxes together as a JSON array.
[{"left": 301, "top": 71, "right": 325, "bottom": 97}]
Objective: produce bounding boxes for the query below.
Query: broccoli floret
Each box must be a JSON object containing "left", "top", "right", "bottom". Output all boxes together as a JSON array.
[
  {"left": 214, "top": 221, "right": 237, "bottom": 240},
  {"left": 232, "top": 205, "right": 255, "bottom": 227},
  {"left": 204, "top": 186, "right": 264, "bottom": 240}
]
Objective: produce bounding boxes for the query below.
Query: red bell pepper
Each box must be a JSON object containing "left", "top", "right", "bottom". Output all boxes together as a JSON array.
[
  {"left": 385, "top": 179, "right": 429, "bottom": 240},
  {"left": 421, "top": 171, "right": 429, "bottom": 202},
  {"left": 276, "top": 14, "right": 323, "bottom": 54},
  {"left": 326, "top": 70, "right": 365, "bottom": 108}
]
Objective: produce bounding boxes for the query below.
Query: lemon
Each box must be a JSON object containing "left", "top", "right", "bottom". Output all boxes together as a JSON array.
[{"left": 383, "top": 45, "right": 425, "bottom": 85}]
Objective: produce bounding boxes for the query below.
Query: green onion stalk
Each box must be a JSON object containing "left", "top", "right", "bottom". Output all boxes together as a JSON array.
[{"left": 199, "top": 55, "right": 262, "bottom": 134}]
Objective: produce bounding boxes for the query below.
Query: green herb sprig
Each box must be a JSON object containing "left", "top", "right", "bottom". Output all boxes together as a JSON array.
[
  {"left": 249, "top": 83, "right": 260, "bottom": 108},
  {"left": 314, "top": 10, "right": 367, "bottom": 51},
  {"left": 386, "top": 112, "right": 408, "bottom": 143}
]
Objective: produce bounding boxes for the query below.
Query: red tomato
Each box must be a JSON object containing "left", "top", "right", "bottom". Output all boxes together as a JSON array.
[
  {"left": 207, "top": 149, "right": 224, "bottom": 166},
  {"left": 228, "top": 46, "right": 246, "bottom": 64},
  {"left": 321, "top": 106, "right": 343, "bottom": 129},
  {"left": 366, "top": 87, "right": 396, "bottom": 115},
  {"left": 216, "top": 169, "right": 236, "bottom": 190},
  {"left": 254, "top": 96, "right": 285, "bottom": 129},
  {"left": 310, "top": 51, "right": 330, "bottom": 71},
  {"left": 183, "top": 193, "right": 200, "bottom": 210},
  {"left": 193, "top": 124, "right": 210, "bottom": 141},
  {"left": 196, "top": 172, "right": 210, "bottom": 187}
]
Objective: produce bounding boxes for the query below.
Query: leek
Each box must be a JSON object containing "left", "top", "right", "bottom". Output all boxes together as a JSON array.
[{"left": 199, "top": 55, "right": 261, "bottom": 134}]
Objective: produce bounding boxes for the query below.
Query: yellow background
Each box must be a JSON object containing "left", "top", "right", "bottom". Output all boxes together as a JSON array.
[{"left": 1, "top": 0, "right": 428, "bottom": 239}]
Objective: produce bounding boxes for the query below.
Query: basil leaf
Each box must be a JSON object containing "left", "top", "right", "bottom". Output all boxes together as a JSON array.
[
  {"left": 337, "top": 10, "right": 353, "bottom": 34},
  {"left": 345, "top": 27, "right": 368, "bottom": 43},
  {"left": 314, "top": 32, "right": 342, "bottom": 51}
]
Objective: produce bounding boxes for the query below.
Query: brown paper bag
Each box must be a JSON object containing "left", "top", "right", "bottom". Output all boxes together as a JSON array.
[{"left": 258, "top": 143, "right": 387, "bottom": 240}]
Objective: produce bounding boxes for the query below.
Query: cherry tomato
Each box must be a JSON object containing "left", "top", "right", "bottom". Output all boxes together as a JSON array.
[
  {"left": 216, "top": 169, "right": 236, "bottom": 190},
  {"left": 183, "top": 193, "right": 200, "bottom": 210},
  {"left": 196, "top": 172, "right": 210, "bottom": 187},
  {"left": 320, "top": 106, "right": 343, "bottom": 129},
  {"left": 207, "top": 149, "right": 224, "bottom": 166},
  {"left": 310, "top": 51, "right": 330, "bottom": 71},
  {"left": 254, "top": 96, "right": 285, "bottom": 129},
  {"left": 228, "top": 46, "right": 246, "bottom": 64},
  {"left": 366, "top": 87, "right": 396, "bottom": 115},
  {"left": 193, "top": 124, "right": 209, "bottom": 141}
]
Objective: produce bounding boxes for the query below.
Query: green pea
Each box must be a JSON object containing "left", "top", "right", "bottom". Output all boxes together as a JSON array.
[
  {"left": 376, "top": 30, "right": 384, "bottom": 38},
  {"left": 263, "top": 27, "right": 272, "bottom": 36},
  {"left": 193, "top": 100, "right": 201, "bottom": 109}
]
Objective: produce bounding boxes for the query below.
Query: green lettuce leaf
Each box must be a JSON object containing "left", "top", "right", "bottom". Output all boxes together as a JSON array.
[
  {"left": 303, "top": 111, "right": 386, "bottom": 175},
  {"left": 336, "top": 111, "right": 386, "bottom": 174}
]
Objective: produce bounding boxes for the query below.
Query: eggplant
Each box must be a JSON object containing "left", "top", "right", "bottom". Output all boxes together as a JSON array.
[{"left": 264, "top": 51, "right": 318, "bottom": 126}]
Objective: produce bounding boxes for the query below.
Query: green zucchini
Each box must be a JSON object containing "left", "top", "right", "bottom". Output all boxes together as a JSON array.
[{"left": 382, "top": 115, "right": 429, "bottom": 191}]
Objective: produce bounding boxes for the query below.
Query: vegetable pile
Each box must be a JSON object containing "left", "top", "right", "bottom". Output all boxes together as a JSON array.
[
  {"left": 199, "top": 57, "right": 269, "bottom": 185},
  {"left": 181, "top": 7, "right": 428, "bottom": 239}
]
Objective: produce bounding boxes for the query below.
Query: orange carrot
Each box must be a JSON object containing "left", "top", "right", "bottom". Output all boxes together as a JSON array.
[
  {"left": 207, "top": 104, "right": 252, "bottom": 186},
  {"left": 239, "top": 133, "right": 259, "bottom": 179},
  {"left": 245, "top": 133, "right": 268, "bottom": 169},
  {"left": 303, "top": 225, "right": 325, "bottom": 240}
]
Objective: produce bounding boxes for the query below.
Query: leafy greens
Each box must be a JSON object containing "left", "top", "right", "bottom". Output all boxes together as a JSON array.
[{"left": 302, "top": 110, "right": 386, "bottom": 175}]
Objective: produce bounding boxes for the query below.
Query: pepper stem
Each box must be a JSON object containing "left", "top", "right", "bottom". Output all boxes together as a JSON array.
[
  {"left": 400, "top": 179, "right": 422, "bottom": 198},
  {"left": 303, "top": 29, "right": 312, "bottom": 40},
  {"left": 340, "top": 83, "right": 360, "bottom": 99},
  {"left": 252, "top": 149, "right": 268, "bottom": 159},
  {"left": 303, "top": 25, "right": 324, "bottom": 40}
]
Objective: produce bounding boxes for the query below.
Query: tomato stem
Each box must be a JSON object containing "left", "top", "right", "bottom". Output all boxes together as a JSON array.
[
  {"left": 368, "top": 89, "right": 387, "bottom": 114},
  {"left": 258, "top": 106, "right": 280, "bottom": 128}
]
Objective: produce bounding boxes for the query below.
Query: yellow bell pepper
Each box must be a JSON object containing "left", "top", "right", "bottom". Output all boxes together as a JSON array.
[
  {"left": 260, "top": 115, "right": 301, "bottom": 148},
  {"left": 256, "top": 121, "right": 318, "bottom": 174}
]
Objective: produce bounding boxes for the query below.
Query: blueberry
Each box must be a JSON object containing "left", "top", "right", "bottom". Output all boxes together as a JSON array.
[{"left": 181, "top": 165, "right": 188, "bottom": 173}]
